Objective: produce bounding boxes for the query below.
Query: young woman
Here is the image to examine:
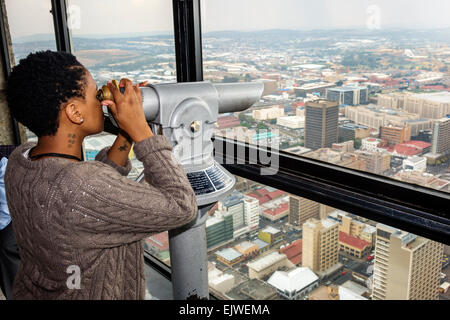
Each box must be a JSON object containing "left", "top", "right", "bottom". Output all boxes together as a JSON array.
[{"left": 4, "top": 50, "right": 197, "bottom": 299}]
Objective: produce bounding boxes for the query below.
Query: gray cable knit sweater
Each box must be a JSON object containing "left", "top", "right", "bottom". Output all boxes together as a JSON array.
[{"left": 4, "top": 135, "right": 198, "bottom": 300}]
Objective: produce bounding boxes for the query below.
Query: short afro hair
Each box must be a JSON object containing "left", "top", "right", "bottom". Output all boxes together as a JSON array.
[{"left": 6, "top": 50, "right": 87, "bottom": 137}]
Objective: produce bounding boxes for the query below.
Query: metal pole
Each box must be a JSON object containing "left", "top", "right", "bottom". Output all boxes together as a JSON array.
[
  {"left": 168, "top": 204, "right": 213, "bottom": 300},
  {"left": 172, "top": 0, "right": 203, "bottom": 82},
  {"left": 169, "top": 0, "right": 209, "bottom": 300}
]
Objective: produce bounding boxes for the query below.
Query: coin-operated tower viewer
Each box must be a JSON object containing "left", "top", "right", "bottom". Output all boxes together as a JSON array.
[{"left": 98, "top": 80, "right": 271, "bottom": 299}]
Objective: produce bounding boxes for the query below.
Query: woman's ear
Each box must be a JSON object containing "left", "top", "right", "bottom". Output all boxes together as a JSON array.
[{"left": 64, "top": 101, "right": 84, "bottom": 125}]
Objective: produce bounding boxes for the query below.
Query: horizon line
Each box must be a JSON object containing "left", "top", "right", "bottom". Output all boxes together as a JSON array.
[{"left": 12, "top": 26, "right": 450, "bottom": 42}]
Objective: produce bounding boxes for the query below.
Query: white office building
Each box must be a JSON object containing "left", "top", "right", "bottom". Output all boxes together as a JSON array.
[
  {"left": 267, "top": 267, "right": 319, "bottom": 300},
  {"left": 243, "top": 196, "right": 260, "bottom": 231},
  {"left": 402, "top": 156, "right": 427, "bottom": 172}
]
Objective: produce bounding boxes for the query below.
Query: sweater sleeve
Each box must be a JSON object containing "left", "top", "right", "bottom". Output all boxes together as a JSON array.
[
  {"left": 94, "top": 147, "right": 132, "bottom": 177},
  {"left": 64, "top": 135, "right": 198, "bottom": 248}
]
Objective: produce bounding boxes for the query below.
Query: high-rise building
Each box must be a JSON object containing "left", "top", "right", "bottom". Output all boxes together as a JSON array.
[
  {"left": 378, "top": 92, "right": 450, "bottom": 120},
  {"left": 394, "top": 170, "right": 450, "bottom": 192},
  {"left": 305, "top": 100, "right": 339, "bottom": 150},
  {"left": 303, "top": 148, "right": 367, "bottom": 171},
  {"left": 328, "top": 210, "right": 376, "bottom": 247},
  {"left": 380, "top": 125, "right": 411, "bottom": 146},
  {"left": 258, "top": 226, "right": 283, "bottom": 245},
  {"left": 252, "top": 105, "right": 285, "bottom": 120},
  {"left": 302, "top": 218, "right": 339, "bottom": 275},
  {"left": 338, "top": 123, "right": 371, "bottom": 142},
  {"left": 431, "top": 117, "right": 450, "bottom": 155},
  {"left": 344, "top": 104, "right": 432, "bottom": 136},
  {"left": 332, "top": 141, "right": 354, "bottom": 153},
  {"left": 294, "top": 82, "right": 336, "bottom": 98},
  {"left": 326, "top": 85, "right": 369, "bottom": 106},
  {"left": 319, "top": 204, "right": 335, "bottom": 220},
  {"left": 361, "top": 137, "right": 383, "bottom": 152},
  {"left": 243, "top": 196, "right": 260, "bottom": 231},
  {"left": 288, "top": 195, "right": 320, "bottom": 227},
  {"left": 277, "top": 116, "right": 305, "bottom": 129},
  {"left": 354, "top": 150, "right": 391, "bottom": 174},
  {"left": 205, "top": 211, "right": 234, "bottom": 249},
  {"left": 218, "top": 191, "right": 245, "bottom": 230},
  {"left": 372, "top": 224, "right": 443, "bottom": 300},
  {"left": 403, "top": 92, "right": 450, "bottom": 119},
  {"left": 340, "top": 215, "right": 365, "bottom": 237}
]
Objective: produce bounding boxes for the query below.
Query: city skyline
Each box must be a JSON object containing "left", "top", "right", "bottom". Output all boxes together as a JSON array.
[
  {"left": 5, "top": 0, "right": 450, "bottom": 39},
  {"left": 4, "top": 1, "right": 449, "bottom": 301}
]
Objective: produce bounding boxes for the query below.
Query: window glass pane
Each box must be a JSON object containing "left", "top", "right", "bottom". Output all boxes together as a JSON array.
[
  {"left": 67, "top": 0, "right": 176, "bottom": 259},
  {"left": 202, "top": 0, "right": 450, "bottom": 194},
  {"left": 68, "top": 0, "right": 176, "bottom": 86},
  {"left": 5, "top": 0, "right": 57, "bottom": 142},
  {"left": 5, "top": 0, "right": 56, "bottom": 62},
  {"left": 68, "top": 0, "right": 175, "bottom": 180},
  {"left": 206, "top": 174, "right": 447, "bottom": 300}
]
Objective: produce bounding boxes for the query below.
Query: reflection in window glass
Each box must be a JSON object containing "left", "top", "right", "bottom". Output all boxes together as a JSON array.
[
  {"left": 205, "top": 175, "right": 447, "bottom": 300},
  {"left": 68, "top": 0, "right": 176, "bottom": 86},
  {"left": 68, "top": 0, "right": 175, "bottom": 179},
  {"left": 5, "top": 0, "right": 56, "bottom": 62},
  {"left": 5, "top": 0, "right": 57, "bottom": 142},
  {"left": 202, "top": 0, "right": 450, "bottom": 194}
]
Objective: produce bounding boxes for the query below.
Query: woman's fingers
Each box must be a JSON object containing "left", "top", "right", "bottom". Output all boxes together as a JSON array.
[
  {"left": 107, "top": 82, "right": 123, "bottom": 104},
  {"left": 133, "top": 84, "right": 142, "bottom": 101},
  {"left": 101, "top": 100, "right": 118, "bottom": 117}
]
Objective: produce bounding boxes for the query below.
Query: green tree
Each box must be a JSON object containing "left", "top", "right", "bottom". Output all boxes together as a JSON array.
[
  {"left": 239, "top": 113, "right": 248, "bottom": 122},
  {"left": 222, "top": 76, "right": 239, "bottom": 83},
  {"left": 280, "top": 141, "right": 289, "bottom": 149},
  {"left": 354, "top": 138, "right": 362, "bottom": 150},
  {"left": 257, "top": 122, "right": 268, "bottom": 130}
]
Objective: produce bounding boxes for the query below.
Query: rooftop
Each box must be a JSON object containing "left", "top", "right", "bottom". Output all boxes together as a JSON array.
[
  {"left": 246, "top": 187, "right": 286, "bottom": 205},
  {"left": 216, "top": 248, "right": 243, "bottom": 262},
  {"left": 309, "top": 285, "right": 367, "bottom": 300},
  {"left": 146, "top": 232, "right": 169, "bottom": 251},
  {"left": 221, "top": 190, "right": 244, "bottom": 208},
  {"left": 235, "top": 241, "right": 257, "bottom": 251},
  {"left": 328, "top": 85, "right": 367, "bottom": 92},
  {"left": 225, "top": 278, "right": 278, "bottom": 300},
  {"left": 403, "top": 140, "right": 432, "bottom": 149},
  {"left": 339, "top": 231, "right": 371, "bottom": 250},
  {"left": 338, "top": 286, "right": 368, "bottom": 300},
  {"left": 267, "top": 267, "right": 318, "bottom": 293},
  {"left": 362, "top": 225, "right": 376, "bottom": 234},
  {"left": 206, "top": 212, "right": 226, "bottom": 228},
  {"left": 321, "top": 218, "right": 338, "bottom": 229},
  {"left": 340, "top": 280, "right": 369, "bottom": 296},
  {"left": 247, "top": 252, "right": 287, "bottom": 272},
  {"left": 263, "top": 203, "right": 289, "bottom": 216},
  {"left": 253, "top": 239, "right": 270, "bottom": 250},
  {"left": 413, "top": 92, "right": 450, "bottom": 103},
  {"left": 261, "top": 226, "right": 282, "bottom": 234},
  {"left": 340, "top": 123, "right": 369, "bottom": 130},
  {"left": 280, "top": 239, "right": 302, "bottom": 265},
  {"left": 404, "top": 156, "right": 426, "bottom": 164},
  {"left": 296, "top": 82, "right": 334, "bottom": 90}
]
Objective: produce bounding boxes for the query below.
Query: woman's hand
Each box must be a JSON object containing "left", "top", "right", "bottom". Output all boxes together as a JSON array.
[{"left": 101, "top": 78, "right": 153, "bottom": 143}]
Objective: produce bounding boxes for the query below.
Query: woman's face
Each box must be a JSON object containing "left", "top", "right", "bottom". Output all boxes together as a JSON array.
[{"left": 78, "top": 70, "right": 104, "bottom": 135}]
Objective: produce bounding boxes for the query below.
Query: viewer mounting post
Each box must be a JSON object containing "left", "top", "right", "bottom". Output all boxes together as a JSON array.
[{"left": 170, "top": 0, "right": 207, "bottom": 300}]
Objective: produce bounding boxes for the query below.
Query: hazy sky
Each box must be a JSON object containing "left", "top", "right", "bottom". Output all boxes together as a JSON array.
[{"left": 5, "top": 0, "right": 450, "bottom": 39}]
